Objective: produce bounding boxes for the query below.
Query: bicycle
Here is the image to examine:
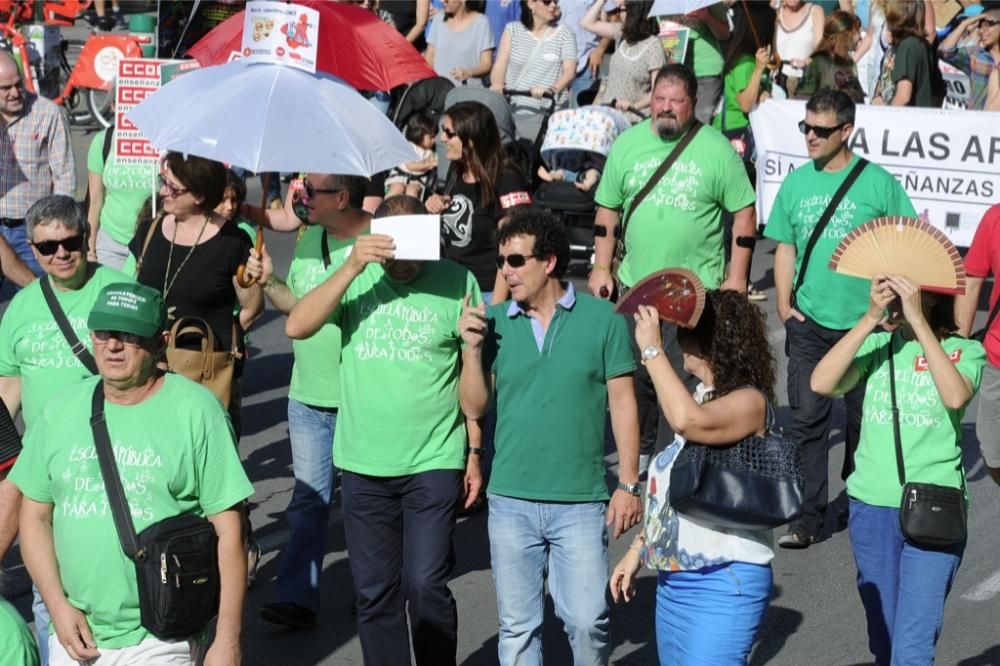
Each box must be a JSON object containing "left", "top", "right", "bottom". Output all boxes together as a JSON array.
[{"left": 0, "top": 0, "right": 150, "bottom": 128}]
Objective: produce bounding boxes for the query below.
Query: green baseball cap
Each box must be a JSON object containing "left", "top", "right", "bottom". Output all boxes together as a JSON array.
[{"left": 87, "top": 283, "right": 166, "bottom": 339}]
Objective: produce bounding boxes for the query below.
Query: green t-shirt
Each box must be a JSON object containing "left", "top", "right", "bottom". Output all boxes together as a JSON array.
[
  {"left": 87, "top": 129, "right": 158, "bottom": 245},
  {"left": 712, "top": 55, "right": 754, "bottom": 132},
  {"left": 8, "top": 374, "right": 254, "bottom": 648},
  {"left": 595, "top": 121, "right": 756, "bottom": 289},
  {"left": 667, "top": 4, "right": 726, "bottom": 77},
  {"left": 287, "top": 225, "right": 355, "bottom": 408},
  {"left": 333, "top": 260, "right": 481, "bottom": 476},
  {"left": 0, "top": 266, "right": 133, "bottom": 429},
  {"left": 485, "top": 290, "right": 635, "bottom": 501},
  {"left": 0, "top": 599, "right": 39, "bottom": 666},
  {"left": 763, "top": 155, "right": 916, "bottom": 329},
  {"left": 846, "top": 333, "right": 985, "bottom": 507}
]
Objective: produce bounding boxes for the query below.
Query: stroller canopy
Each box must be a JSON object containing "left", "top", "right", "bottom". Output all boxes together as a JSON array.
[{"left": 540, "top": 106, "right": 632, "bottom": 167}]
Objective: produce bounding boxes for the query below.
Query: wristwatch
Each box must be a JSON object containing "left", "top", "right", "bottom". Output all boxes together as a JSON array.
[
  {"left": 617, "top": 481, "right": 641, "bottom": 496},
  {"left": 641, "top": 346, "right": 662, "bottom": 365}
]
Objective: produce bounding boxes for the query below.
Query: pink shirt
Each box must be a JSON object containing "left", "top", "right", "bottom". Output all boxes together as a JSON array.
[{"left": 964, "top": 203, "right": 1000, "bottom": 367}]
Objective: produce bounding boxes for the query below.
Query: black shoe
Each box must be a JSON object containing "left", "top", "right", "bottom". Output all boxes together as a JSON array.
[
  {"left": 777, "top": 525, "right": 816, "bottom": 549},
  {"left": 259, "top": 602, "right": 317, "bottom": 629}
]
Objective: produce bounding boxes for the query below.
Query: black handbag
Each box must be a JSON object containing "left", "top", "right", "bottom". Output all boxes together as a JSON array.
[
  {"left": 669, "top": 394, "right": 804, "bottom": 531},
  {"left": 887, "top": 338, "right": 968, "bottom": 549},
  {"left": 89, "top": 382, "right": 221, "bottom": 639}
]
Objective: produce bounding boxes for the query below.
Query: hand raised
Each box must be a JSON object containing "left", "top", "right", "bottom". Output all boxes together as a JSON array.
[{"left": 458, "top": 293, "right": 487, "bottom": 350}]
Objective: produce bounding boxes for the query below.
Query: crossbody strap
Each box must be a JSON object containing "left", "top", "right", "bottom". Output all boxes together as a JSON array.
[
  {"left": 134, "top": 213, "right": 163, "bottom": 278},
  {"left": 978, "top": 294, "right": 1000, "bottom": 338},
  {"left": 89, "top": 382, "right": 145, "bottom": 561},
  {"left": 619, "top": 121, "right": 703, "bottom": 245},
  {"left": 40, "top": 278, "right": 98, "bottom": 375},
  {"left": 792, "top": 158, "right": 868, "bottom": 304},
  {"left": 887, "top": 335, "right": 906, "bottom": 487}
]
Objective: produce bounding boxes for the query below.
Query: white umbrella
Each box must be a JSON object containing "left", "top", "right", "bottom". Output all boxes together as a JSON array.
[
  {"left": 126, "top": 60, "right": 415, "bottom": 176},
  {"left": 648, "top": 0, "right": 718, "bottom": 16}
]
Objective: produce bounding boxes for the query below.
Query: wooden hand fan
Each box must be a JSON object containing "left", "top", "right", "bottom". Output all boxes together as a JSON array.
[
  {"left": 828, "top": 216, "right": 966, "bottom": 295},
  {"left": 615, "top": 268, "right": 706, "bottom": 327}
]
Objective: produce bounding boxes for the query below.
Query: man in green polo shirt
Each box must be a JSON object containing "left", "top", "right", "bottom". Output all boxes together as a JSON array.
[
  {"left": 590, "top": 62, "right": 757, "bottom": 473},
  {"left": 764, "top": 90, "right": 916, "bottom": 548},
  {"left": 286, "top": 195, "right": 482, "bottom": 666},
  {"left": 459, "top": 208, "right": 640, "bottom": 665}
]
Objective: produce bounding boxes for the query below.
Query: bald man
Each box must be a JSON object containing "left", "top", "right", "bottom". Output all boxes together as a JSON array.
[{"left": 0, "top": 50, "right": 75, "bottom": 281}]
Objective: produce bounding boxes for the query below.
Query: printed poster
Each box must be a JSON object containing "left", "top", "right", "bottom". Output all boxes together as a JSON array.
[
  {"left": 241, "top": 1, "right": 320, "bottom": 73},
  {"left": 114, "top": 59, "right": 199, "bottom": 166},
  {"left": 656, "top": 20, "right": 690, "bottom": 65}
]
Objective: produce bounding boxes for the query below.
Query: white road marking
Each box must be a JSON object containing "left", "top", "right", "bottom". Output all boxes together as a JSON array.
[{"left": 962, "top": 569, "right": 1000, "bottom": 601}]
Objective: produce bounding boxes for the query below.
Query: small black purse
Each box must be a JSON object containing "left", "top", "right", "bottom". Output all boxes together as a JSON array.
[
  {"left": 90, "top": 382, "right": 221, "bottom": 639},
  {"left": 669, "top": 395, "right": 804, "bottom": 531},
  {"left": 887, "top": 339, "right": 968, "bottom": 549}
]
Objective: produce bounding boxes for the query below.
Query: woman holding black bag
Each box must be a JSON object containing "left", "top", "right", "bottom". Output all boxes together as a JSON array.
[
  {"left": 610, "top": 290, "right": 778, "bottom": 665},
  {"left": 811, "top": 273, "right": 984, "bottom": 666}
]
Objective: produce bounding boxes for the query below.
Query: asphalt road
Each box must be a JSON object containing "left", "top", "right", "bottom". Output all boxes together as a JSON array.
[{"left": 0, "top": 105, "right": 998, "bottom": 666}]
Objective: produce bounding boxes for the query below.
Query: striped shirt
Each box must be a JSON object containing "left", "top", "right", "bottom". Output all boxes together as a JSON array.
[
  {"left": 503, "top": 22, "right": 576, "bottom": 111},
  {"left": 0, "top": 93, "right": 75, "bottom": 218},
  {"left": 940, "top": 46, "right": 998, "bottom": 110}
]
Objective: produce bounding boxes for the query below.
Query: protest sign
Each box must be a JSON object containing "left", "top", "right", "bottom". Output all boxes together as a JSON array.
[
  {"left": 241, "top": 1, "right": 319, "bottom": 73},
  {"left": 751, "top": 100, "right": 1000, "bottom": 247},
  {"left": 656, "top": 19, "right": 690, "bottom": 64},
  {"left": 114, "top": 59, "right": 199, "bottom": 165}
]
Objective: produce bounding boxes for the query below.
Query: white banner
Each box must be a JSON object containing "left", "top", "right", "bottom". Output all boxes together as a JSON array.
[
  {"left": 241, "top": 1, "right": 319, "bottom": 74},
  {"left": 750, "top": 100, "right": 1000, "bottom": 247}
]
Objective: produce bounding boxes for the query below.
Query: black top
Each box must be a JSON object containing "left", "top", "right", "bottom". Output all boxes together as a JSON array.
[
  {"left": 380, "top": 1, "right": 426, "bottom": 51},
  {"left": 130, "top": 217, "right": 252, "bottom": 351},
  {"left": 440, "top": 166, "right": 532, "bottom": 291},
  {"left": 0, "top": 396, "right": 21, "bottom": 471}
]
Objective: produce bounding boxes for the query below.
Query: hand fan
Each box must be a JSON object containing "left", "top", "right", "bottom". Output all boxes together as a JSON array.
[
  {"left": 828, "top": 216, "right": 966, "bottom": 295},
  {"left": 615, "top": 268, "right": 706, "bottom": 327}
]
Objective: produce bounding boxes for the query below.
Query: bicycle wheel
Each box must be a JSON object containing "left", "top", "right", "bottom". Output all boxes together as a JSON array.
[
  {"left": 59, "top": 38, "right": 94, "bottom": 125},
  {"left": 86, "top": 85, "right": 115, "bottom": 129}
]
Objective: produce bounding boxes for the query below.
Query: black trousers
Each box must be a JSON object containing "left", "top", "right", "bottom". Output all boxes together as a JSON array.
[
  {"left": 341, "top": 469, "right": 462, "bottom": 666},
  {"left": 627, "top": 316, "right": 699, "bottom": 457},
  {"left": 784, "top": 315, "right": 865, "bottom": 536}
]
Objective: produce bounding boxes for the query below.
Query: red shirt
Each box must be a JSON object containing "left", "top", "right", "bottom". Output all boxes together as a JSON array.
[{"left": 964, "top": 203, "right": 1000, "bottom": 367}]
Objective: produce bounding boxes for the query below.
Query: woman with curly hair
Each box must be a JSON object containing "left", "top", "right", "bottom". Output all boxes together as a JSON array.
[{"left": 610, "top": 290, "right": 777, "bottom": 665}]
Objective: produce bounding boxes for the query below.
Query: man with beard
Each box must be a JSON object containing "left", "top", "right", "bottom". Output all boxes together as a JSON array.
[{"left": 589, "top": 63, "right": 756, "bottom": 471}]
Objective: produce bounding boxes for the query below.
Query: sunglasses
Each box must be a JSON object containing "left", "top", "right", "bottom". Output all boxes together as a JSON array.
[
  {"left": 158, "top": 174, "right": 190, "bottom": 198},
  {"left": 538, "top": 0, "right": 558, "bottom": 5},
  {"left": 798, "top": 120, "right": 847, "bottom": 138},
  {"left": 979, "top": 18, "right": 1000, "bottom": 27},
  {"left": 441, "top": 127, "right": 458, "bottom": 139},
  {"left": 303, "top": 181, "right": 343, "bottom": 199},
  {"left": 92, "top": 329, "right": 148, "bottom": 347},
  {"left": 496, "top": 253, "right": 539, "bottom": 269},
  {"left": 30, "top": 234, "right": 85, "bottom": 256}
]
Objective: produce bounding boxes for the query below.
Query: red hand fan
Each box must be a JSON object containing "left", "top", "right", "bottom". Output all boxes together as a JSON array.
[{"left": 614, "top": 268, "right": 706, "bottom": 328}]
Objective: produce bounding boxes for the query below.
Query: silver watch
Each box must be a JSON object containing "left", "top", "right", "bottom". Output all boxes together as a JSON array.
[
  {"left": 641, "top": 346, "right": 662, "bottom": 364},
  {"left": 617, "top": 481, "right": 641, "bottom": 496}
]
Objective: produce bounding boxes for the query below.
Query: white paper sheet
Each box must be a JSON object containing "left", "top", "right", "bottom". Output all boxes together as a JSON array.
[{"left": 370, "top": 215, "right": 441, "bottom": 261}]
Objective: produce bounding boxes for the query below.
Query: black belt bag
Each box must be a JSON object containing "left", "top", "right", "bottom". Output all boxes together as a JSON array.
[
  {"left": 89, "top": 382, "right": 221, "bottom": 638},
  {"left": 887, "top": 338, "right": 967, "bottom": 549}
]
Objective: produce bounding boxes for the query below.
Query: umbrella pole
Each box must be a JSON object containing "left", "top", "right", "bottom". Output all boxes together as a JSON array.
[{"left": 235, "top": 173, "right": 267, "bottom": 288}]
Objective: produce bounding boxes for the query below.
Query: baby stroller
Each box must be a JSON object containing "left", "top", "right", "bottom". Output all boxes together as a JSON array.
[
  {"left": 534, "top": 105, "right": 631, "bottom": 263},
  {"left": 437, "top": 86, "right": 520, "bottom": 184},
  {"left": 385, "top": 77, "right": 455, "bottom": 199}
]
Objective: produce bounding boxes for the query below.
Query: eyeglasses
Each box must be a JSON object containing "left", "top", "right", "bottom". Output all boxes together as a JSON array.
[
  {"left": 92, "top": 329, "right": 148, "bottom": 347},
  {"left": 496, "top": 253, "right": 539, "bottom": 269},
  {"left": 303, "top": 181, "right": 343, "bottom": 199},
  {"left": 441, "top": 127, "right": 458, "bottom": 139},
  {"left": 158, "top": 174, "right": 190, "bottom": 198},
  {"left": 30, "top": 234, "right": 85, "bottom": 256},
  {"left": 979, "top": 18, "right": 1000, "bottom": 27},
  {"left": 798, "top": 120, "right": 847, "bottom": 138},
  {"left": 538, "top": 0, "right": 558, "bottom": 5}
]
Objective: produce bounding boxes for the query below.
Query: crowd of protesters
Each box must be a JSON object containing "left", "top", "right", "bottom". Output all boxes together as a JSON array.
[{"left": 0, "top": 0, "right": 999, "bottom": 665}]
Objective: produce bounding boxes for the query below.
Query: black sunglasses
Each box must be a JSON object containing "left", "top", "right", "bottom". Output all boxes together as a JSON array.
[
  {"left": 496, "top": 253, "right": 539, "bottom": 269},
  {"left": 303, "top": 180, "right": 343, "bottom": 199},
  {"left": 30, "top": 234, "right": 85, "bottom": 256},
  {"left": 979, "top": 18, "right": 1000, "bottom": 27},
  {"left": 798, "top": 120, "right": 847, "bottom": 138},
  {"left": 539, "top": 0, "right": 558, "bottom": 5},
  {"left": 92, "top": 330, "right": 147, "bottom": 347},
  {"left": 441, "top": 127, "right": 458, "bottom": 139}
]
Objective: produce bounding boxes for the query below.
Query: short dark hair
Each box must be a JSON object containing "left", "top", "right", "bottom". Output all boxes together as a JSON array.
[
  {"left": 653, "top": 63, "right": 698, "bottom": 100},
  {"left": 495, "top": 207, "right": 570, "bottom": 279},
  {"left": 376, "top": 194, "right": 427, "bottom": 218},
  {"left": 224, "top": 169, "right": 247, "bottom": 209},
  {"left": 404, "top": 112, "right": 436, "bottom": 145},
  {"left": 26, "top": 195, "right": 87, "bottom": 241},
  {"left": 163, "top": 152, "right": 228, "bottom": 213},
  {"left": 805, "top": 89, "right": 856, "bottom": 126},
  {"left": 318, "top": 174, "right": 369, "bottom": 210}
]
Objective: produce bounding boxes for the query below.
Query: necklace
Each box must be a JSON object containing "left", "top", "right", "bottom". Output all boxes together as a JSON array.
[{"left": 163, "top": 214, "right": 211, "bottom": 300}]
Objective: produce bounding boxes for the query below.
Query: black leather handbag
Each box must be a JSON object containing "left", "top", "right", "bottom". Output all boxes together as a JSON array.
[
  {"left": 669, "top": 396, "right": 804, "bottom": 531},
  {"left": 887, "top": 339, "right": 968, "bottom": 549},
  {"left": 89, "top": 382, "right": 221, "bottom": 639}
]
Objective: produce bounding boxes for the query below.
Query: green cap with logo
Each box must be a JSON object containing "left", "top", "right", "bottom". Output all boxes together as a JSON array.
[{"left": 87, "top": 282, "right": 166, "bottom": 339}]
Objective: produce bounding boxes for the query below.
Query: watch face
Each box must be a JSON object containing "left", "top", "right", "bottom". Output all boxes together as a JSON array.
[{"left": 643, "top": 346, "right": 658, "bottom": 360}]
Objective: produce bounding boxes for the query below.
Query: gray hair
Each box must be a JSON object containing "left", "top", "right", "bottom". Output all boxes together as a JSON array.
[{"left": 26, "top": 195, "right": 88, "bottom": 241}]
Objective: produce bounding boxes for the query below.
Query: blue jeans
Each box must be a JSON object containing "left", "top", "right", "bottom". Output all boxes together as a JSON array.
[
  {"left": 655, "top": 562, "right": 772, "bottom": 665},
  {"left": 848, "top": 499, "right": 964, "bottom": 666},
  {"left": 33, "top": 586, "right": 50, "bottom": 665},
  {"left": 1, "top": 223, "right": 42, "bottom": 282},
  {"left": 571, "top": 67, "right": 596, "bottom": 107},
  {"left": 487, "top": 494, "right": 610, "bottom": 666},
  {"left": 273, "top": 399, "right": 338, "bottom": 613}
]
